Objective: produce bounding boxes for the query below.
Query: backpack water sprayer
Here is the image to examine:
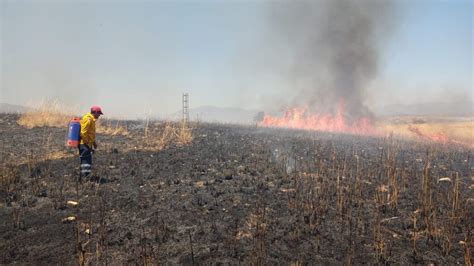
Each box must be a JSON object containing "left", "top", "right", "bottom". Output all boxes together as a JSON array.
[{"left": 66, "top": 117, "right": 81, "bottom": 147}]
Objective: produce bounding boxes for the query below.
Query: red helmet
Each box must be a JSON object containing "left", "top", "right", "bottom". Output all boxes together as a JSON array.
[{"left": 91, "top": 105, "right": 103, "bottom": 115}]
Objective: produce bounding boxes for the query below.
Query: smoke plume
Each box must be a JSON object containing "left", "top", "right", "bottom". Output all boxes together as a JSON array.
[{"left": 268, "top": 0, "right": 394, "bottom": 120}]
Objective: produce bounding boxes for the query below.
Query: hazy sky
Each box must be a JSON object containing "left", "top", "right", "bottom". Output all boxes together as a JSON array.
[{"left": 0, "top": 0, "right": 472, "bottom": 118}]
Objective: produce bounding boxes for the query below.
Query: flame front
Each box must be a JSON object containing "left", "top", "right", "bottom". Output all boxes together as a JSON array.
[
  {"left": 260, "top": 103, "right": 375, "bottom": 135},
  {"left": 259, "top": 101, "right": 473, "bottom": 148}
]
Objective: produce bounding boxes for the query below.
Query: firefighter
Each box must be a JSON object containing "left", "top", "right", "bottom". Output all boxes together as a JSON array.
[{"left": 79, "top": 106, "right": 103, "bottom": 181}]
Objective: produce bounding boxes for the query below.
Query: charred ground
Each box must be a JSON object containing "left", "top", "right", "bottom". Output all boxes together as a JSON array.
[{"left": 0, "top": 113, "right": 472, "bottom": 264}]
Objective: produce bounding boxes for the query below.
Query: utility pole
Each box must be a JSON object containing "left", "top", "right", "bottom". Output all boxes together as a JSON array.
[{"left": 182, "top": 93, "right": 189, "bottom": 124}]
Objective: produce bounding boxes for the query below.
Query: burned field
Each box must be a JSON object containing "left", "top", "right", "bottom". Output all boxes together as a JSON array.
[{"left": 0, "top": 113, "right": 472, "bottom": 264}]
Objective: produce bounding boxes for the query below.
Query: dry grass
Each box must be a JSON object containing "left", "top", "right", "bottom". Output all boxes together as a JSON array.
[
  {"left": 139, "top": 121, "right": 193, "bottom": 151},
  {"left": 176, "top": 122, "right": 193, "bottom": 146},
  {"left": 96, "top": 120, "right": 129, "bottom": 136},
  {"left": 0, "top": 163, "right": 20, "bottom": 196},
  {"left": 377, "top": 120, "right": 474, "bottom": 145},
  {"left": 18, "top": 100, "right": 71, "bottom": 128},
  {"left": 17, "top": 101, "right": 128, "bottom": 136}
]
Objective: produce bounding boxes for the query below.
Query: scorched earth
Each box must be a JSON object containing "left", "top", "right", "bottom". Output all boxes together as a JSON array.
[{"left": 0, "top": 114, "right": 472, "bottom": 264}]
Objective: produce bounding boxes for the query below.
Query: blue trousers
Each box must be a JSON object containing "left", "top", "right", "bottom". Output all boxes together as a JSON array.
[{"left": 79, "top": 144, "right": 92, "bottom": 179}]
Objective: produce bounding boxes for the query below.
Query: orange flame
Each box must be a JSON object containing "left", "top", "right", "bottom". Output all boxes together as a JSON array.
[
  {"left": 259, "top": 101, "right": 471, "bottom": 148},
  {"left": 260, "top": 102, "right": 375, "bottom": 135}
]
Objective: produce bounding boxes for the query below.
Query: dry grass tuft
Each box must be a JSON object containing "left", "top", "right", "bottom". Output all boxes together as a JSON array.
[
  {"left": 18, "top": 100, "right": 72, "bottom": 128},
  {"left": 140, "top": 121, "right": 193, "bottom": 151},
  {"left": 97, "top": 120, "right": 129, "bottom": 136},
  {"left": 176, "top": 122, "right": 193, "bottom": 146},
  {"left": 0, "top": 163, "right": 20, "bottom": 195}
]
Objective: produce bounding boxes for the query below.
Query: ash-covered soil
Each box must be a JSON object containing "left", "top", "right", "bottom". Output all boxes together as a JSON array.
[{"left": 0, "top": 113, "right": 472, "bottom": 264}]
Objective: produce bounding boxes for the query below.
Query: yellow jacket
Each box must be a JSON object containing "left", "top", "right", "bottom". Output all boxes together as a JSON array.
[{"left": 80, "top": 113, "right": 97, "bottom": 147}]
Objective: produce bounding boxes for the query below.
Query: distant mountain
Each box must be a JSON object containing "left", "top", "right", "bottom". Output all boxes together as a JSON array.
[
  {"left": 169, "top": 105, "right": 261, "bottom": 124},
  {"left": 373, "top": 101, "right": 474, "bottom": 117},
  {"left": 0, "top": 103, "right": 31, "bottom": 113}
]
